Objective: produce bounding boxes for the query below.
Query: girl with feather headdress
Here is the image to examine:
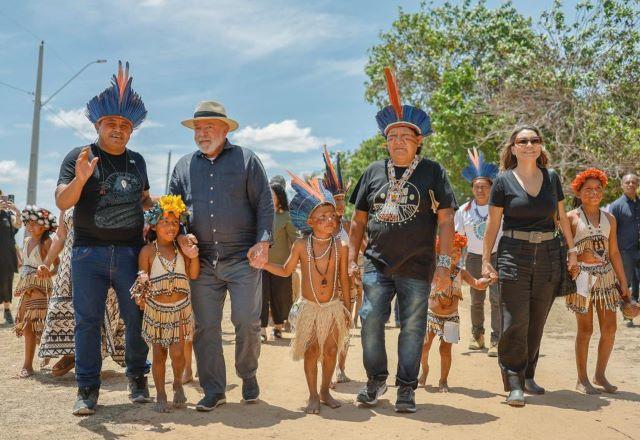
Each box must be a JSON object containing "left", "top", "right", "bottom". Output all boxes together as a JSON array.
[
  {"left": 454, "top": 148, "right": 502, "bottom": 356},
  {"left": 255, "top": 172, "right": 352, "bottom": 415}
]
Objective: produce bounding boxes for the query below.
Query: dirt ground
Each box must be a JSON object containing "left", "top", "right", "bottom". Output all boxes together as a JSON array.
[{"left": 1, "top": 292, "right": 640, "bottom": 440}]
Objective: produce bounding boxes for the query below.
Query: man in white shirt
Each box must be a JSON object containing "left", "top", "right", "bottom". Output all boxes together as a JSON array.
[{"left": 455, "top": 149, "right": 501, "bottom": 356}]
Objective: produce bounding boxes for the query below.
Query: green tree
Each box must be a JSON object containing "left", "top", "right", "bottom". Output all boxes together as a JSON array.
[{"left": 352, "top": 0, "right": 640, "bottom": 203}]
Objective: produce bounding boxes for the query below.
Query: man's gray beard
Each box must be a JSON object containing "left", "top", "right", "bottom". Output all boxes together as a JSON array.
[{"left": 197, "top": 136, "right": 226, "bottom": 155}]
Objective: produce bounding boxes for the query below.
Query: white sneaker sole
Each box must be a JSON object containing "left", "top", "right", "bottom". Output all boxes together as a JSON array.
[
  {"left": 196, "top": 398, "right": 226, "bottom": 411},
  {"left": 357, "top": 383, "right": 387, "bottom": 406}
]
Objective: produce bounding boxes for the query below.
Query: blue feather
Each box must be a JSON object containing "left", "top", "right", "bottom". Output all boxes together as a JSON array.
[
  {"left": 462, "top": 149, "right": 499, "bottom": 182},
  {"left": 289, "top": 176, "right": 335, "bottom": 234},
  {"left": 376, "top": 104, "right": 432, "bottom": 137}
]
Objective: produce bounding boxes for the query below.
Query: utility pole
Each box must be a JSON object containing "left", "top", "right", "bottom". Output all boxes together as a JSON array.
[
  {"left": 165, "top": 150, "right": 172, "bottom": 193},
  {"left": 26, "top": 41, "right": 44, "bottom": 205}
]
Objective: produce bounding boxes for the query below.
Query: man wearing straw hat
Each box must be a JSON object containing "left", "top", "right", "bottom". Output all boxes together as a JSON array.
[{"left": 170, "top": 101, "right": 274, "bottom": 411}]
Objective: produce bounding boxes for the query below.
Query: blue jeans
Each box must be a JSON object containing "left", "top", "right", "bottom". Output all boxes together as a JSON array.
[
  {"left": 72, "top": 246, "right": 150, "bottom": 388},
  {"left": 621, "top": 250, "right": 640, "bottom": 301},
  {"left": 359, "top": 259, "right": 430, "bottom": 389}
]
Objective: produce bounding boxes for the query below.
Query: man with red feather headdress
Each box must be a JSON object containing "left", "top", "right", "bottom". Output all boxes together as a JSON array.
[{"left": 348, "top": 67, "right": 457, "bottom": 413}]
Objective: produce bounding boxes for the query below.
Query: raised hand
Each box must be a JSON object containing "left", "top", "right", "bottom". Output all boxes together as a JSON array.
[{"left": 75, "top": 146, "right": 99, "bottom": 183}]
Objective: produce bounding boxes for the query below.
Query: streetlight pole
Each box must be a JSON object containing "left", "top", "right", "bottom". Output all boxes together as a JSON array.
[
  {"left": 26, "top": 41, "right": 44, "bottom": 206},
  {"left": 25, "top": 41, "right": 106, "bottom": 204}
]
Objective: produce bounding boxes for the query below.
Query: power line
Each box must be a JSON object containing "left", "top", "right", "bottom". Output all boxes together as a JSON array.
[
  {"left": 0, "top": 80, "right": 33, "bottom": 96},
  {"left": 42, "top": 103, "right": 96, "bottom": 142}
]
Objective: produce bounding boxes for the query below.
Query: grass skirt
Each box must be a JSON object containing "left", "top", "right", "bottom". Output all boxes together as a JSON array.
[
  {"left": 427, "top": 310, "right": 459, "bottom": 342},
  {"left": 565, "top": 262, "right": 619, "bottom": 314},
  {"left": 291, "top": 299, "right": 351, "bottom": 362},
  {"left": 14, "top": 288, "right": 49, "bottom": 339},
  {"left": 142, "top": 296, "right": 193, "bottom": 348}
]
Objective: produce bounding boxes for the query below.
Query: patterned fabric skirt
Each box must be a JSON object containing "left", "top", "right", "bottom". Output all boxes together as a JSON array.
[
  {"left": 291, "top": 299, "right": 351, "bottom": 362},
  {"left": 565, "top": 262, "right": 620, "bottom": 314},
  {"left": 427, "top": 310, "right": 460, "bottom": 343},
  {"left": 14, "top": 288, "right": 49, "bottom": 340},
  {"left": 142, "top": 296, "right": 193, "bottom": 348}
]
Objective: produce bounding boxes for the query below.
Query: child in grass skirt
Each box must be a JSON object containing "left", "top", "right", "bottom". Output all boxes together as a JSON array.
[
  {"left": 14, "top": 205, "right": 57, "bottom": 378},
  {"left": 131, "top": 195, "right": 199, "bottom": 412}
]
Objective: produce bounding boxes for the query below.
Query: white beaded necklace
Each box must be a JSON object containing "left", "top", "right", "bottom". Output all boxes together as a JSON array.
[{"left": 306, "top": 235, "right": 339, "bottom": 305}]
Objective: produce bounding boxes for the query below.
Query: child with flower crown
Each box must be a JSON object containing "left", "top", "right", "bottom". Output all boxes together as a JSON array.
[
  {"left": 419, "top": 232, "right": 493, "bottom": 392},
  {"left": 255, "top": 174, "right": 351, "bottom": 415},
  {"left": 131, "top": 195, "right": 199, "bottom": 412},
  {"left": 14, "top": 205, "right": 58, "bottom": 378}
]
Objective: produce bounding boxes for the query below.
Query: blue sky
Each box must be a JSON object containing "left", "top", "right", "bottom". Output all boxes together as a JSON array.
[{"left": 0, "top": 0, "right": 571, "bottom": 212}]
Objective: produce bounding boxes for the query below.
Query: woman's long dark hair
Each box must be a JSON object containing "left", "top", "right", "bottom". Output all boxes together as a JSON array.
[
  {"left": 271, "top": 183, "right": 289, "bottom": 211},
  {"left": 500, "top": 125, "right": 550, "bottom": 171}
]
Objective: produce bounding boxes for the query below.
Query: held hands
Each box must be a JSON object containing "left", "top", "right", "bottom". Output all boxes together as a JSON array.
[
  {"left": 177, "top": 234, "right": 199, "bottom": 259},
  {"left": 37, "top": 264, "right": 52, "bottom": 279},
  {"left": 348, "top": 260, "right": 360, "bottom": 278},
  {"left": 248, "top": 241, "right": 269, "bottom": 269},
  {"left": 567, "top": 252, "right": 579, "bottom": 279},
  {"left": 75, "top": 146, "right": 99, "bottom": 183},
  {"left": 476, "top": 277, "right": 494, "bottom": 290},
  {"left": 482, "top": 261, "right": 498, "bottom": 282}
]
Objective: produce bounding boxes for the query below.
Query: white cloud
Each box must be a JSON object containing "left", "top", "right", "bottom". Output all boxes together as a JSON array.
[
  {"left": 232, "top": 119, "right": 340, "bottom": 153},
  {"left": 255, "top": 151, "right": 277, "bottom": 170},
  {"left": 45, "top": 107, "right": 162, "bottom": 141},
  {"left": 318, "top": 57, "right": 366, "bottom": 78},
  {"left": 0, "top": 160, "right": 28, "bottom": 184}
]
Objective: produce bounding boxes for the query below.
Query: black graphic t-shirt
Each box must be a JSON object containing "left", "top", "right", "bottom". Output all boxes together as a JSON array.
[
  {"left": 350, "top": 158, "right": 457, "bottom": 281},
  {"left": 58, "top": 144, "right": 149, "bottom": 247}
]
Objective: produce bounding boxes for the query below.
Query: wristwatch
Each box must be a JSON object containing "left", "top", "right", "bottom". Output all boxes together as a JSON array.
[{"left": 436, "top": 254, "right": 452, "bottom": 269}]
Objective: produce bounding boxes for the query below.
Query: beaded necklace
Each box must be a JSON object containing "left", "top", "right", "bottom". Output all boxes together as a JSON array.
[
  {"left": 378, "top": 156, "right": 420, "bottom": 222},
  {"left": 580, "top": 206, "right": 607, "bottom": 260},
  {"left": 306, "top": 235, "right": 339, "bottom": 304},
  {"left": 155, "top": 241, "right": 178, "bottom": 290}
]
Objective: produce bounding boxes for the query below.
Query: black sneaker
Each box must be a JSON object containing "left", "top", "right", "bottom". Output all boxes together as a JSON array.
[
  {"left": 72, "top": 386, "right": 99, "bottom": 416},
  {"left": 4, "top": 309, "right": 13, "bottom": 325},
  {"left": 395, "top": 385, "right": 416, "bottom": 413},
  {"left": 242, "top": 376, "right": 260, "bottom": 403},
  {"left": 356, "top": 379, "right": 387, "bottom": 406},
  {"left": 196, "top": 393, "right": 227, "bottom": 411},
  {"left": 128, "top": 376, "right": 152, "bottom": 403}
]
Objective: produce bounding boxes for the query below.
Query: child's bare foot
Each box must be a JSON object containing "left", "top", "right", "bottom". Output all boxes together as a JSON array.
[
  {"left": 329, "top": 381, "right": 336, "bottom": 389},
  {"left": 593, "top": 375, "right": 617, "bottom": 393},
  {"left": 336, "top": 370, "right": 350, "bottom": 383},
  {"left": 182, "top": 370, "right": 193, "bottom": 384},
  {"left": 305, "top": 396, "right": 321, "bottom": 414},
  {"left": 16, "top": 367, "right": 33, "bottom": 379},
  {"left": 320, "top": 391, "right": 341, "bottom": 409},
  {"left": 173, "top": 382, "right": 187, "bottom": 408},
  {"left": 576, "top": 380, "right": 600, "bottom": 395},
  {"left": 438, "top": 381, "right": 449, "bottom": 393},
  {"left": 418, "top": 371, "right": 428, "bottom": 387},
  {"left": 154, "top": 395, "right": 172, "bottom": 413}
]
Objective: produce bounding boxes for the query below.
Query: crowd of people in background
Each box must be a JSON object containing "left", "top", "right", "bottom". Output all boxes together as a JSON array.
[{"left": 1, "top": 62, "right": 639, "bottom": 418}]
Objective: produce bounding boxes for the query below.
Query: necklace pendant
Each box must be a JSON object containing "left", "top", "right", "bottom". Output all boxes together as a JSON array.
[{"left": 321, "top": 278, "right": 327, "bottom": 286}]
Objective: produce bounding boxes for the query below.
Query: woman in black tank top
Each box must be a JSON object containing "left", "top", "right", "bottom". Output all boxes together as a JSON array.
[{"left": 481, "top": 125, "right": 578, "bottom": 407}]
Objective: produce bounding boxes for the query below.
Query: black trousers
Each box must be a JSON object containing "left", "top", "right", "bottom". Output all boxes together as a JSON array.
[
  {"left": 496, "top": 236, "right": 561, "bottom": 390},
  {"left": 0, "top": 271, "right": 13, "bottom": 303},
  {"left": 260, "top": 271, "right": 293, "bottom": 327}
]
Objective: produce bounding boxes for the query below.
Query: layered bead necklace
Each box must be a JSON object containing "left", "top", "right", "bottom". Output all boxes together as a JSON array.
[
  {"left": 378, "top": 156, "right": 420, "bottom": 223},
  {"left": 306, "top": 234, "right": 339, "bottom": 304}
]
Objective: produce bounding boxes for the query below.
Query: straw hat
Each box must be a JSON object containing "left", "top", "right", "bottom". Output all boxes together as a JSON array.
[{"left": 181, "top": 101, "right": 239, "bottom": 131}]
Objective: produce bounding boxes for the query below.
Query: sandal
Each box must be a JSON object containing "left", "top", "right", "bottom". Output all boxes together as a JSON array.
[
  {"left": 272, "top": 329, "right": 283, "bottom": 339},
  {"left": 52, "top": 355, "right": 75, "bottom": 377},
  {"left": 260, "top": 334, "right": 267, "bottom": 343}
]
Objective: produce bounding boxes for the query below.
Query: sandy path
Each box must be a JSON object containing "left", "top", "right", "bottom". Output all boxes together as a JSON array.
[{"left": 1, "top": 293, "right": 639, "bottom": 440}]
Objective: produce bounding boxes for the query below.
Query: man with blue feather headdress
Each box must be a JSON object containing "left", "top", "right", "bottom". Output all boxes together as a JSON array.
[
  {"left": 455, "top": 148, "right": 502, "bottom": 356},
  {"left": 348, "top": 67, "right": 457, "bottom": 413},
  {"left": 56, "top": 62, "right": 155, "bottom": 415}
]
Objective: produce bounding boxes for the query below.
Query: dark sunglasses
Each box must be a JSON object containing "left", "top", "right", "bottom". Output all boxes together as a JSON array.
[{"left": 514, "top": 137, "right": 542, "bottom": 147}]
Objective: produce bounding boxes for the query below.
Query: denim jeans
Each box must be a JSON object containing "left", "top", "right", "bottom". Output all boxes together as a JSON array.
[
  {"left": 496, "top": 237, "right": 561, "bottom": 390},
  {"left": 620, "top": 250, "right": 640, "bottom": 301},
  {"left": 72, "top": 246, "right": 150, "bottom": 388},
  {"left": 359, "top": 259, "right": 429, "bottom": 389}
]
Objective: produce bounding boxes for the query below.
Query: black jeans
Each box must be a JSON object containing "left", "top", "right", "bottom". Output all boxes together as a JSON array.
[
  {"left": 496, "top": 236, "right": 561, "bottom": 390},
  {"left": 260, "top": 271, "right": 293, "bottom": 327}
]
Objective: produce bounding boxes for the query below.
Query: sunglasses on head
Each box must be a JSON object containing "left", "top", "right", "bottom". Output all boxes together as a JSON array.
[{"left": 514, "top": 137, "right": 542, "bottom": 147}]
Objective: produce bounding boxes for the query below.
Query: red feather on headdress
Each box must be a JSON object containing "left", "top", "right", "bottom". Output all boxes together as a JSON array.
[
  {"left": 116, "top": 61, "right": 129, "bottom": 104},
  {"left": 384, "top": 67, "right": 403, "bottom": 119},
  {"left": 322, "top": 145, "right": 341, "bottom": 194}
]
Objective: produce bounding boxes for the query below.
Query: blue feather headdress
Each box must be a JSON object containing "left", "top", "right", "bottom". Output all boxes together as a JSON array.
[
  {"left": 375, "top": 67, "right": 432, "bottom": 137},
  {"left": 322, "top": 146, "right": 351, "bottom": 197},
  {"left": 288, "top": 171, "right": 335, "bottom": 235},
  {"left": 86, "top": 61, "right": 147, "bottom": 129},
  {"left": 462, "top": 148, "right": 499, "bottom": 183}
]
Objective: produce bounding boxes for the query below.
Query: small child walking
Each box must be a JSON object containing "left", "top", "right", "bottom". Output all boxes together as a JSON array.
[
  {"left": 131, "top": 195, "right": 199, "bottom": 413},
  {"left": 419, "top": 233, "right": 492, "bottom": 392},
  {"left": 256, "top": 175, "right": 351, "bottom": 414},
  {"left": 14, "top": 206, "right": 57, "bottom": 378}
]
